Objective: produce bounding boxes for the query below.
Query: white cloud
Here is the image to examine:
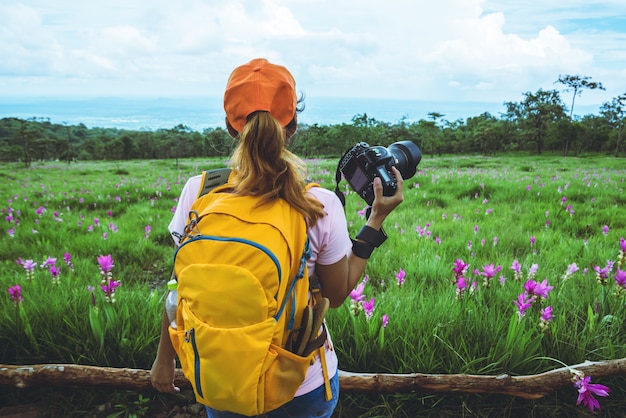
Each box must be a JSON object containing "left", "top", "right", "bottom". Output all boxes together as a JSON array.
[{"left": 0, "top": 0, "right": 624, "bottom": 107}]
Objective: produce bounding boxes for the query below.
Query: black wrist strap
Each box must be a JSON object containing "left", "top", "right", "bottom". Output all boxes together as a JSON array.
[
  {"left": 351, "top": 240, "right": 375, "bottom": 259},
  {"left": 356, "top": 225, "right": 387, "bottom": 247}
]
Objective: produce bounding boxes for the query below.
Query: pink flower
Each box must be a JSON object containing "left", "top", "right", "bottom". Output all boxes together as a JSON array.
[
  {"left": 573, "top": 375, "right": 610, "bottom": 413},
  {"left": 382, "top": 314, "right": 389, "bottom": 328},
  {"left": 480, "top": 263, "right": 502, "bottom": 280},
  {"left": 563, "top": 263, "right": 579, "bottom": 280},
  {"left": 614, "top": 269, "right": 626, "bottom": 288},
  {"left": 395, "top": 268, "right": 406, "bottom": 287},
  {"left": 97, "top": 254, "right": 114, "bottom": 274},
  {"left": 349, "top": 282, "right": 366, "bottom": 303},
  {"left": 524, "top": 279, "right": 553, "bottom": 299},
  {"left": 620, "top": 237, "right": 626, "bottom": 252},
  {"left": 7, "top": 284, "right": 23, "bottom": 304},
  {"left": 511, "top": 260, "right": 522, "bottom": 280},
  {"left": 453, "top": 259, "right": 469, "bottom": 279},
  {"left": 540, "top": 306, "right": 553, "bottom": 322},
  {"left": 40, "top": 256, "right": 57, "bottom": 269},
  {"left": 101, "top": 280, "right": 121, "bottom": 303},
  {"left": 22, "top": 259, "right": 37, "bottom": 272},
  {"left": 514, "top": 293, "right": 534, "bottom": 319},
  {"left": 363, "top": 297, "right": 375, "bottom": 320},
  {"left": 602, "top": 225, "right": 609, "bottom": 236}
]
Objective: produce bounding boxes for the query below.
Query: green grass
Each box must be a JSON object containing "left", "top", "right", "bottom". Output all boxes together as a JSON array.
[{"left": 1, "top": 154, "right": 625, "bottom": 417}]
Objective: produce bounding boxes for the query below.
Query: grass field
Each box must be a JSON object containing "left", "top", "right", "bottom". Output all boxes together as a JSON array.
[{"left": 1, "top": 153, "right": 625, "bottom": 417}]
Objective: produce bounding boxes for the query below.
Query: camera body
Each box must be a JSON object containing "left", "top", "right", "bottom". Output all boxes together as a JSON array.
[{"left": 338, "top": 140, "right": 422, "bottom": 205}]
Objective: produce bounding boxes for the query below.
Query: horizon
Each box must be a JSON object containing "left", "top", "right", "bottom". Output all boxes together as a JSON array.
[{"left": 1, "top": 1, "right": 624, "bottom": 111}]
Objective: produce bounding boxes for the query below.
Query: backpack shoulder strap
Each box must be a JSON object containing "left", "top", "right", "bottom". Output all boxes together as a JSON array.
[{"left": 196, "top": 168, "right": 232, "bottom": 199}]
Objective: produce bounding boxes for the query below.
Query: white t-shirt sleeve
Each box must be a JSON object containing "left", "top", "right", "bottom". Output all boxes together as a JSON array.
[
  {"left": 306, "top": 187, "right": 352, "bottom": 276},
  {"left": 168, "top": 175, "right": 203, "bottom": 245}
]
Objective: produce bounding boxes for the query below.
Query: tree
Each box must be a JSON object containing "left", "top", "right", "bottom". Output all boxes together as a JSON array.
[
  {"left": 504, "top": 89, "right": 566, "bottom": 155},
  {"left": 599, "top": 93, "right": 626, "bottom": 157},
  {"left": 555, "top": 75, "right": 605, "bottom": 156},
  {"left": 555, "top": 74, "right": 605, "bottom": 119}
]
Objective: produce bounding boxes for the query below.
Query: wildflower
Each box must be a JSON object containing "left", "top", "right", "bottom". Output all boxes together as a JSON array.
[
  {"left": 480, "top": 263, "right": 502, "bottom": 287},
  {"left": 499, "top": 275, "right": 506, "bottom": 286},
  {"left": 514, "top": 293, "right": 534, "bottom": 320},
  {"left": 382, "top": 314, "right": 389, "bottom": 328},
  {"left": 530, "top": 236, "right": 536, "bottom": 246},
  {"left": 22, "top": 259, "right": 37, "bottom": 280},
  {"left": 49, "top": 265, "right": 61, "bottom": 285},
  {"left": 97, "top": 254, "right": 114, "bottom": 274},
  {"left": 395, "top": 268, "right": 406, "bottom": 288},
  {"left": 473, "top": 225, "right": 478, "bottom": 234},
  {"left": 145, "top": 225, "right": 152, "bottom": 239},
  {"left": 539, "top": 306, "right": 553, "bottom": 330},
  {"left": 528, "top": 263, "right": 539, "bottom": 280},
  {"left": 349, "top": 282, "right": 366, "bottom": 303},
  {"left": 41, "top": 256, "right": 57, "bottom": 269},
  {"left": 593, "top": 264, "right": 611, "bottom": 285},
  {"left": 573, "top": 374, "right": 610, "bottom": 413},
  {"left": 511, "top": 260, "right": 522, "bottom": 281},
  {"left": 362, "top": 297, "right": 375, "bottom": 320},
  {"left": 7, "top": 284, "right": 23, "bottom": 304},
  {"left": 35, "top": 206, "right": 46, "bottom": 216},
  {"left": 453, "top": 259, "right": 469, "bottom": 280},
  {"left": 602, "top": 225, "right": 609, "bottom": 236},
  {"left": 614, "top": 269, "right": 626, "bottom": 295},
  {"left": 7, "top": 227, "right": 15, "bottom": 237},
  {"left": 63, "top": 252, "right": 74, "bottom": 270},
  {"left": 493, "top": 236, "right": 498, "bottom": 246},
  {"left": 563, "top": 263, "right": 579, "bottom": 280},
  {"left": 456, "top": 276, "right": 469, "bottom": 300},
  {"left": 524, "top": 279, "right": 553, "bottom": 300},
  {"left": 467, "top": 240, "right": 472, "bottom": 251},
  {"left": 93, "top": 217, "right": 100, "bottom": 226},
  {"left": 101, "top": 280, "right": 121, "bottom": 303}
]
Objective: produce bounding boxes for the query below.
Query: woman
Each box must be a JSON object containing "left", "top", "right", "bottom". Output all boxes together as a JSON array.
[{"left": 151, "top": 58, "right": 404, "bottom": 417}]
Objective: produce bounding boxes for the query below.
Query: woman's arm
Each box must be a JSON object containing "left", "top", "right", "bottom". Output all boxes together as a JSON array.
[{"left": 316, "top": 167, "right": 404, "bottom": 308}]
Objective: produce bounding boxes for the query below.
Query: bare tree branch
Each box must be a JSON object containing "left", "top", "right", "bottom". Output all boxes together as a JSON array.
[{"left": 2, "top": 359, "right": 625, "bottom": 399}]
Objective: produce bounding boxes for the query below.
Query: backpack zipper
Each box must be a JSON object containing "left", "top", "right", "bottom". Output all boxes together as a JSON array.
[{"left": 186, "top": 328, "right": 204, "bottom": 399}]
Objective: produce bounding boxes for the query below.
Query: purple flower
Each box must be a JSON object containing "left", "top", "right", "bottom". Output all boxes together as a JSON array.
[
  {"left": 480, "top": 263, "right": 502, "bottom": 280},
  {"left": 395, "top": 268, "right": 406, "bottom": 287},
  {"left": 453, "top": 259, "right": 469, "bottom": 279},
  {"left": 64, "top": 252, "right": 74, "bottom": 270},
  {"left": 363, "top": 297, "right": 375, "bottom": 320},
  {"left": 40, "top": 256, "right": 57, "bottom": 269},
  {"left": 540, "top": 306, "right": 553, "bottom": 322},
  {"left": 573, "top": 375, "right": 610, "bottom": 413},
  {"left": 528, "top": 263, "right": 539, "bottom": 279},
  {"left": 350, "top": 281, "right": 366, "bottom": 303},
  {"left": 602, "top": 225, "right": 609, "bottom": 236},
  {"left": 563, "top": 263, "right": 579, "bottom": 280},
  {"left": 97, "top": 254, "right": 114, "bottom": 274},
  {"left": 593, "top": 264, "right": 611, "bottom": 285},
  {"left": 511, "top": 259, "right": 522, "bottom": 280},
  {"left": 22, "top": 259, "right": 37, "bottom": 272},
  {"left": 382, "top": 314, "right": 389, "bottom": 328},
  {"left": 514, "top": 293, "right": 534, "bottom": 320},
  {"left": 101, "top": 280, "right": 121, "bottom": 303},
  {"left": 49, "top": 265, "right": 61, "bottom": 284},
  {"left": 620, "top": 237, "right": 626, "bottom": 252},
  {"left": 614, "top": 268, "right": 626, "bottom": 289},
  {"left": 524, "top": 279, "right": 553, "bottom": 299},
  {"left": 7, "top": 284, "right": 23, "bottom": 304}
]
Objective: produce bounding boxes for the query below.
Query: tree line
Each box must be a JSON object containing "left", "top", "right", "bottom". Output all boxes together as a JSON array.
[{"left": 1, "top": 75, "right": 624, "bottom": 166}]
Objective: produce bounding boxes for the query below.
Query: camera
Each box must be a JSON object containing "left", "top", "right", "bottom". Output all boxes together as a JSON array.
[{"left": 337, "top": 140, "right": 422, "bottom": 205}]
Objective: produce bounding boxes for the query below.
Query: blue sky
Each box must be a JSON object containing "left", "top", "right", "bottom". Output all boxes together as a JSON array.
[{"left": 1, "top": 0, "right": 624, "bottom": 113}]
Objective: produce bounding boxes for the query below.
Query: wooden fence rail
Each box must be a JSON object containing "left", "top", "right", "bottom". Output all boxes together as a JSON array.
[{"left": 1, "top": 358, "right": 625, "bottom": 399}]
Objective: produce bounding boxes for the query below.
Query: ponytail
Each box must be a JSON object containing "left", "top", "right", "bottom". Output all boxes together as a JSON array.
[{"left": 230, "top": 112, "right": 325, "bottom": 226}]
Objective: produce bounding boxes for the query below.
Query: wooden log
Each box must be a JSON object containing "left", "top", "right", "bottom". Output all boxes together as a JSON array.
[{"left": 1, "top": 359, "right": 625, "bottom": 399}]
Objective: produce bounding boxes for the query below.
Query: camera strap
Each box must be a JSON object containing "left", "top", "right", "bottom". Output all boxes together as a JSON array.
[{"left": 333, "top": 161, "right": 347, "bottom": 208}]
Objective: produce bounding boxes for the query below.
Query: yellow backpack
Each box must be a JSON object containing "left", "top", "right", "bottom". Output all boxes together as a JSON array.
[{"left": 168, "top": 170, "right": 329, "bottom": 416}]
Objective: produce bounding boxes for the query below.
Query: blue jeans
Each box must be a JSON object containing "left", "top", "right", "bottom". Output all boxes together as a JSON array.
[{"left": 205, "top": 372, "right": 339, "bottom": 418}]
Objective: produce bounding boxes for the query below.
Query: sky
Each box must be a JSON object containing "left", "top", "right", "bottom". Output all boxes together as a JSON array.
[{"left": 1, "top": 0, "right": 625, "bottom": 114}]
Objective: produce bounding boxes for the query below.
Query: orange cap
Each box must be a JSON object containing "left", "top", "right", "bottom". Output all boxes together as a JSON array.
[{"left": 224, "top": 58, "right": 297, "bottom": 134}]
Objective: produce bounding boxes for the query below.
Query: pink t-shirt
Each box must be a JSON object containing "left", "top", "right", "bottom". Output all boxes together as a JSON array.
[{"left": 168, "top": 175, "right": 352, "bottom": 396}]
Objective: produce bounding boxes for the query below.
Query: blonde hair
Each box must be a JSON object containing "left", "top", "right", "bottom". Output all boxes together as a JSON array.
[{"left": 229, "top": 111, "right": 325, "bottom": 226}]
